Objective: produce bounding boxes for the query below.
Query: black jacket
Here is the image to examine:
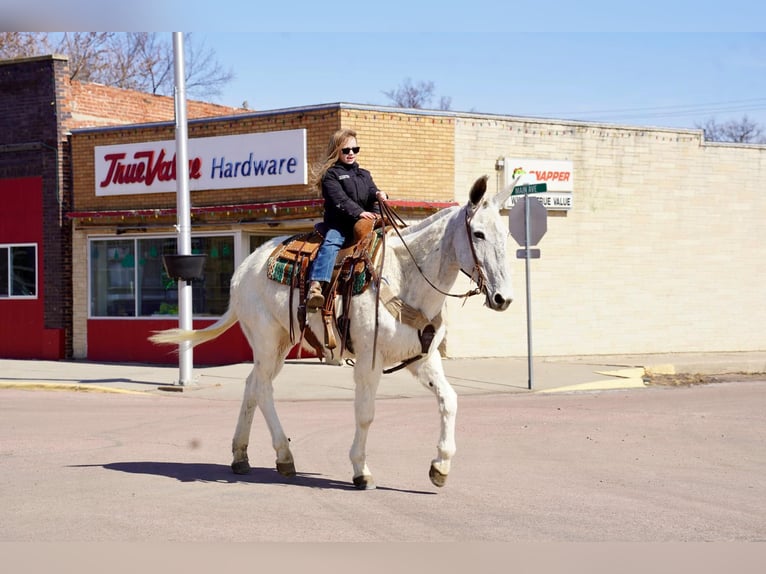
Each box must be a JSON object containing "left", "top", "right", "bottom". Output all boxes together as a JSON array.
[{"left": 321, "top": 161, "right": 381, "bottom": 235}]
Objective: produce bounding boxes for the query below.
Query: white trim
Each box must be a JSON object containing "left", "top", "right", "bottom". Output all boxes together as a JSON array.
[{"left": 0, "top": 242, "right": 38, "bottom": 299}]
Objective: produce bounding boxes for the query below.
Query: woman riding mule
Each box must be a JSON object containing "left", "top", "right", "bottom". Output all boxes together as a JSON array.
[
  {"left": 150, "top": 175, "right": 515, "bottom": 490},
  {"left": 306, "top": 129, "right": 387, "bottom": 311}
]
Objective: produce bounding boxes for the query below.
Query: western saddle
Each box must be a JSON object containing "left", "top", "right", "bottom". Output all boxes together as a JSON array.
[
  {"left": 266, "top": 216, "right": 439, "bottom": 370},
  {"left": 266, "top": 218, "right": 385, "bottom": 357}
]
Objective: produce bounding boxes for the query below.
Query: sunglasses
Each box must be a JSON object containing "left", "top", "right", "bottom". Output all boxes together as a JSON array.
[{"left": 341, "top": 146, "right": 360, "bottom": 154}]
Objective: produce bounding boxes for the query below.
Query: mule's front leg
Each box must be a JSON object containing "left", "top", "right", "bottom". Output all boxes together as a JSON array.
[
  {"left": 350, "top": 365, "right": 381, "bottom": 490},
  {"left": 414, "top": 356, "right": 457, "bottom": 487}
]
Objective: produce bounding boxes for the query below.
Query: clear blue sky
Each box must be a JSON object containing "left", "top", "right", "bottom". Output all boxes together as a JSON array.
[
  {"left": 14, "top": 0, "right": 766, "bottom": 131},
  {"left": 200, "top": 31, "right": 766, "bottom": 131}
]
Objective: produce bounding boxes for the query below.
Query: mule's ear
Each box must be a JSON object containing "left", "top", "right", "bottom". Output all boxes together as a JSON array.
[
  {"left": 491, "top": 175, "right": 522, "bottom": 208},
  {"left": 469, "top": 175, "right": 488, "bottom": 206}
]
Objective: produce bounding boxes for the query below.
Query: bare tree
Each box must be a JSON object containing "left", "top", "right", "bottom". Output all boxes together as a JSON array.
[
  {"left": 0, "top": 32, "right": 51, "bottom": 59},
  {"left": 438, "top": 95, "right": 453, "bottom": 111},
  {"left": 179, "top": 33, "right": 235, "bottom": 99},
  {"left": 383, "top": 77, "right": 452, "bottom": 110},
  {"left": 56, "top": 32, "right": 114, "bottom": 84},
  {"left": 96, "top": 32, "right": 168, "bottom": 93},
  {"left": 697, "top": 115, "right": 766, "bottom": 143},
  {"left": 57, "top": 32, "right": 234, "bottom": 99},
  {"left": 0, "top": 32, "right": 234, "bottom": 100}
]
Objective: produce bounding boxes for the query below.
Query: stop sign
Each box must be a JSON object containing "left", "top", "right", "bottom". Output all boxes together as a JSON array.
[{"left": 508, "top": 196, "right": 547, "bottom": 246}]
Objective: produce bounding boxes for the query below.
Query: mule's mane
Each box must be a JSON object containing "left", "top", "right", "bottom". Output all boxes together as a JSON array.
[{"left": 396, "top": 204, "right": 461, "bottom": 237}]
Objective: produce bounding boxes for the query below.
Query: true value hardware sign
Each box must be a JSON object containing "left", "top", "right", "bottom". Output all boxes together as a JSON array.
[
  {"left": 503, "top": 158, "right": 574, "bottom": 211},
  {"left": 94, "top": 129, "right": 307, "bottom": 196}
]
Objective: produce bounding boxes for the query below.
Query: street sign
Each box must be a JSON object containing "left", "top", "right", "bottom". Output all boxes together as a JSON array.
[
  {"left": 516, "top": 248, "right": 541, "bottom": 259},
  {"left": 511, "top": 183, "right": 548, "bottom": 195},
  {"left": 508, "top": 196, "right": 548, "bottom": 246}
]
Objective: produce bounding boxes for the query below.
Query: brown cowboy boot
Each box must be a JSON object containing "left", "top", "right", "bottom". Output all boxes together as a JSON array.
[{"left": 306, "top": 281, "right": 325, "bottom": 312}]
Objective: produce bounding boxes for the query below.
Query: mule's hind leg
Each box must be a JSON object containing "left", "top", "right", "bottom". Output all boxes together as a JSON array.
[
  {"left": 231, "top": 346, "right": 295, "bottom": 477},
  {"left": 411, "top": 355, "right": 457, "bottom": 487},
  {"left": 349, "top": 362, "right": 382, "bottom": 490},
  {"left": 231, "top": 369, "right": 257, "bottom": 474}
]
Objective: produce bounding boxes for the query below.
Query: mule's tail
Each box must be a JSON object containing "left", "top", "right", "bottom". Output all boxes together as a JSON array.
[{"left": 149, "top": 307, "right": 238, "bottom": 348}]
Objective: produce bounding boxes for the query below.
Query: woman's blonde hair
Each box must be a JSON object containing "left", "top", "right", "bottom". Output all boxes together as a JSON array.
[{"left": 309, "top": 129, "right": 358, "bottom": 191}]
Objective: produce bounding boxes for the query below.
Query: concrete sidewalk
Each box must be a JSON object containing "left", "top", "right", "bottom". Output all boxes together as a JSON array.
[{"left": 1, "top": 351, "right": 764, "bottom": 400}]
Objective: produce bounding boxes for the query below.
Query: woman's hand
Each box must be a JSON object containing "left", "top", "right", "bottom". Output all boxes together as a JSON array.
[{"left": 359, "top": 211, "right": 378, "bottom": 220}]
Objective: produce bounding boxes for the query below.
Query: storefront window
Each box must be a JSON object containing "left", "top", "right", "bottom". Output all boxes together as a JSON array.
[
  {"left": 89, "top": 235, "right": 234, "bottom": 318},
  {"left": 0, "top": 244, "right": 37, "bottom": 298}
]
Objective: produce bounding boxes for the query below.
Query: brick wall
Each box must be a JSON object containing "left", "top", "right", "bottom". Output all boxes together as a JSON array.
[
  {"left": 1, "top": 54, "right": 251, "bottom": 359},
  {"left": 338, "top": 109, "right": 455, "bottom": 201},
  {"left": 70, "top": 105, "right": 457, "bottom": 213},
  {"left": 0, "top": 55, "right": 73, "bottom": 355},
  {"left": 71, "top": 228, "right": 88, "bottom": 357},
  {"left": 446, "top": 116, "right": 766, "bottom": 357},
  {"left": 68, "top": 80, "right": 248, "bottom": 129},
  {"left": 67, "top": 101, "right": 766, "bottom": 358},
  {"left": 70, "top": 107, "right": 343, "bottom": 213}
]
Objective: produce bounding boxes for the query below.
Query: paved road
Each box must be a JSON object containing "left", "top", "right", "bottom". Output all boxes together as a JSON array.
[{"left": 1, "top": 379, "right": 764, "bottom": 543}]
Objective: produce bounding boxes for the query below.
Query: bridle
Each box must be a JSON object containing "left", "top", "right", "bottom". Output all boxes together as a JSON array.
[
  {"left": 462, "top": 204, "right": 488, "bottom": 297},
  {"left": 360, "top": 198, "right": 486, "bottom": 373},
  {"left": 365, "top": 181, "right": 515, "bottom": 371},
  {"left": 378, "top": 198, "right": 487, "bottom": 300}
]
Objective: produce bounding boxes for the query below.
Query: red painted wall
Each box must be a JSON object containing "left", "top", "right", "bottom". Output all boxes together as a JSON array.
[
  {"left": 87, "top": 319, "right": 314, "bottom": 365},
  {"left": 87, "top": 318, "right": 251, "bottom": 365},
  {"left": 0, "top": 177, "right": 64, "bottom": 359}
]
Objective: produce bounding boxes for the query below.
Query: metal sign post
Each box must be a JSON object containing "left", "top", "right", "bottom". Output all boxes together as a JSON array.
[
  {"left": 508, "top": 187, "right": 548, "bottom": 390},
  {"left": 173, "top": 32, "right": 193, "bottom": 387}
]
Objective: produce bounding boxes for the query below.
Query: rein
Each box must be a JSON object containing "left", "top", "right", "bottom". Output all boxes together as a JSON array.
[
  {"left": 378, "top": 199, "right": 485, "bottom": 300},
  {"left": 334, "top": 198, "right": 488, "bottom": 374}
]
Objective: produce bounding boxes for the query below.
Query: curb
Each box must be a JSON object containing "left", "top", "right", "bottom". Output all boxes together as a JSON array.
[
  {"left": 0, "top": 382, "right": 150, "bottom": 395},
  {"left": 535, "top": 367, "right": 647, "bottom": 394}
]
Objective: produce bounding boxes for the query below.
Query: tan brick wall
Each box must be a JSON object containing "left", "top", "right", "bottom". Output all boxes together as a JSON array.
[
  {"left": 338, "top": 109, "right": 455, "bottom": 201},
  {"left": 69, "top": 104, "right": 766, "bottom": 358},
  {"left": 71, "top": 108, "right": 342, "bottom": 212},
  {"left": 445, "top": 116, "right": 766, "bottom": 357},
  {"left": 71, "top": 105, "right": 455, "bottom": 212},
  {"left": 71, "top": 228, "right": 89, "bottom": 357}
]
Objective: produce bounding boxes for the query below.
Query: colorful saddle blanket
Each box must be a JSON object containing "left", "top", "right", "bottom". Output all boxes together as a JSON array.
[{"left": 266, "top": 226, "right": 384, "bottom": 296}]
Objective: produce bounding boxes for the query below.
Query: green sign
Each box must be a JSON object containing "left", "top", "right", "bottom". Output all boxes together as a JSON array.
[{"left": 511, "top": 183, "right": 548, "bottom": 195}]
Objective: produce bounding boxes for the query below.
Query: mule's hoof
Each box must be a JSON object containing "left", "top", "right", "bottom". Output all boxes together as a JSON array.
[
  {"left": 276, "top": 461, "right": 296, "bottom": 477},
  {"left": 231, "top": 460, "right": 251, "bottom": 475},
  {"left": 429, "top": 465, "right": 448, "bottom": 487},
  {"left": 352, "top": 475, "right": 376, "bottom": 490}
]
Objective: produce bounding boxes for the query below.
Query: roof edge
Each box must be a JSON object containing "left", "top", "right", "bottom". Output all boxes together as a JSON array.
[{"left": 0, "top": 53, "right": 68, "bottom": 67}]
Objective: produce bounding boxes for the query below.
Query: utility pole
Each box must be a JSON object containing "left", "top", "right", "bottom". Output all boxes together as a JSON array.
[{"left": 173, "top": 32, "right": 193, "bottom": 386}]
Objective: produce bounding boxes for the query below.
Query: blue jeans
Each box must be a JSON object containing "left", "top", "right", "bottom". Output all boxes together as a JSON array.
[{"left": 309, "top": 227, "right": 345, "bottom": 283}]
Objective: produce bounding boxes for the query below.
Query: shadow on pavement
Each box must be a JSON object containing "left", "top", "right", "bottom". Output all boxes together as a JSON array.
[{"left": 69, "top": 461, "right": 436, "bottom": 495}]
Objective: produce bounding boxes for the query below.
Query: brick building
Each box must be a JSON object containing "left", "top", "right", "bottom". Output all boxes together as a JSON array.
[
  {"left": 3, "top": 55, "right": 765, "bottom": 364},
  {"left": 68, "top": 106, "right": 458, "bottom": 364},
  {"left": 0, "top": 55, "right": 244, "bottom": 359}
]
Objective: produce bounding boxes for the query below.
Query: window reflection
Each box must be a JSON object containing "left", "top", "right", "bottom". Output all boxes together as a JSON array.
[
  {"left": 0, "top": 244, "right": 37, "bottom": 298},
  {"left": 89, "top": 236, "right": 235, "bottom": 317}
]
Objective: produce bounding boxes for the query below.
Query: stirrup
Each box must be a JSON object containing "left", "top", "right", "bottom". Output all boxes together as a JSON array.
[{"left": 306, "top": 285, "right": 325, "bottom": 312}]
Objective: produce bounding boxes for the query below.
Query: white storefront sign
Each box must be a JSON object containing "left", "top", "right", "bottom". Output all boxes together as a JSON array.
[
  {"left": 95, "top": 129, "right": 307, "bottom": 196},
  {"left": 503, "top": 158, "right": 574, "bottom": 210}
]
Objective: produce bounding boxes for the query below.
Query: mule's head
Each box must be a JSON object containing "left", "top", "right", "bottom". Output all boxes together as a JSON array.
[{"left": 458, "top": 175, "right": 515, "bottom": 311}]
